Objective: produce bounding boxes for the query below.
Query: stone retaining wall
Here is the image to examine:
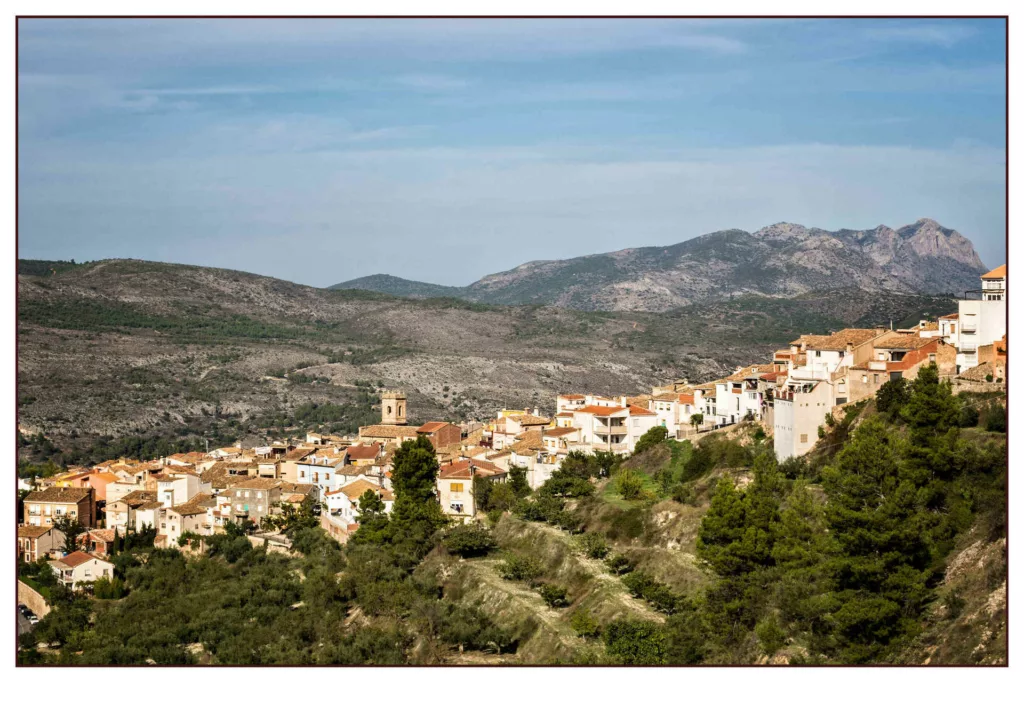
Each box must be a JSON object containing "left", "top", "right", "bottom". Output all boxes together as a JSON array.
[{"left": 17, "top": 580, "right": 50, "bottom": 618}]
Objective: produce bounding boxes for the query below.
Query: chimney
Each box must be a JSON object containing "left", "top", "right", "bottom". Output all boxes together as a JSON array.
[
  {"left": 619, "top": 396, "right": 627, "bottom": 407},
  {"left": 533, "top": 407, "right": 539, "bottom": 417}
]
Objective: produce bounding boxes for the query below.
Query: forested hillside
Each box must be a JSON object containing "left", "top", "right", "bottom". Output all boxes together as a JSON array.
[{"left": 19, "top": 367, "right": 1006, "bottom": 665}]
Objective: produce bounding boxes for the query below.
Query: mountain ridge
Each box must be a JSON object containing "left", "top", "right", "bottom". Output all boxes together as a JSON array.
[{"left": 331, "top": 218, "right": 988, "bottom": 311}]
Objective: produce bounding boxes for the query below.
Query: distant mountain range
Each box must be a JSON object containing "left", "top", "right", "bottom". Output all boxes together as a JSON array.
[{"left": 331, "top": 218, "right": 988, "bottom": 311}]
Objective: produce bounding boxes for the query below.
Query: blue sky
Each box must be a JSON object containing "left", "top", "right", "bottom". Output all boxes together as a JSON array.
[{"left": 18, "top": 18, "right": 1006, "bottom": 287}]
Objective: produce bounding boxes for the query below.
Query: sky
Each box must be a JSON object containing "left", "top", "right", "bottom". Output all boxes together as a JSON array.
[{"left": 18, "top": 18, "right": 1007, "bottom": 287}]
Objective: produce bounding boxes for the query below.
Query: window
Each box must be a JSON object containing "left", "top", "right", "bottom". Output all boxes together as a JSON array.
[
  {"left": 451, "top": 483, "right": 464, "bottom": 493},
  {"left": 873, "top": 374, "right": 879, "bottom": 384},
  {"left": 815, "top": 351, "right": 821, "bottom": 357},
  {"left": 800, "top": 434, "right": 808, "bottom": 444}
]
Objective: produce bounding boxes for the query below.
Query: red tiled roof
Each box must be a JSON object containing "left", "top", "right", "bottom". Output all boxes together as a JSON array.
[
  {"left": 628, "top": 404, "right": 656, "bottom": 416},
  {"left": 575, "top": 405, "right": 626, "bottom": 416},
  {"left": 59, "top": 551, "right": 107, "bottom": 568},
  {"left": 345, "top": 445, "right": 380, "bottom": 460},
  {"left": 416, "top": 421, "right": 452, "bottom": 434},
  {"left": 982, "top": 264, "right": 1006, "bottom": 279}
]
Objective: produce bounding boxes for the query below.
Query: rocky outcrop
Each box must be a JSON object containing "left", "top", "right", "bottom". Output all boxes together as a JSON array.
[{"left": 335, "top": 219, "right": 990, "bottom": 311}]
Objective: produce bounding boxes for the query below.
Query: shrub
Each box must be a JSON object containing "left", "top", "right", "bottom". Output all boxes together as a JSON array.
[
  {"left": 603, "top": 619, "right": 666, "bottom": 664},
  {"left": 671, "top": 482, "right": 697, "bottom": 505},
  {"left": 442, "top": 525, "right": 497, "bottom": 558},
  {"left": 92, "top": 577, "right": 126, "bottom": 600},
  {"left": 496, "top": 554, "right": 543, "bottom": 583},
  {"left": 614, "top": 470, "right": 647, "bottom": 500},
  {"left": 570, "top": 608, "right": 601, "bottom": 639},
  {"left": 606, "top": 552, "right": 634, "bottom": 575},
  {"left": 982, "top": 404, "right": 1007, "bottom": 433},
  {"left": 539, "top": 584, "right": 570, "bottom": 608},
  {"left": 985, "top": 373, "right": 994, "bottom": 383},
  {"left": 958, "top": 404, "right": 980, "bottom": 428},
  {"left": 755, "top": 616, "right": 787, "bottom": 656},
  {"left": 622, "top": 571, "right": 680, "bottom": 614},
  {"left": 576, "top": 532, "right": 610, "bottom": 560},
  {"left": 633, "top": 426, "right": 668, "bottom": 455}
]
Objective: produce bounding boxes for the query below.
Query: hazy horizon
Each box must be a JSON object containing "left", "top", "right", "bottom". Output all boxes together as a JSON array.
[{"left": 18, "top": 18, "right": 1007, "bottom": 287}]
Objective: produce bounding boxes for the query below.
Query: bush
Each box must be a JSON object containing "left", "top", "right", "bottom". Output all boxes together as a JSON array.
[
  {"left": 755, "top": 616, "right": 787, "bottom": 656},
  {"left": 958, "top": 404, "right": 980, "bottom": 428},
  {"left": 622, "top": 571, "right": 681, "bottom": 614},
  {"left": 982, "top": 404, "right": 1006, "bottom": 433},
  {"left": 603, "top": 619, "right": 666, "bottom": 664},
  {"left": 92, "top": 577, "right": 126, "bottom": 600},
  {"left": 985, "top": 374, "right": 994, "bottom": 383},
  {"left": 570, "top": 608, "right": 601, "bottom": 639},
  {"left": 634, "top": 426, "right": 668, "bottom": 455},
  {"left": 614, "top": 470, "right": 647, "bottom": 500},
  {"left": 539, "top": 584, "right": 570, "bottom": 608},
  {"left": 606, "top": 552, "right": 634, "bottom": 575},
  {"left": 575, "top": 532, "right": 610, "bottom": 560},
  {"left": 496, "top": 554, "right": 543, "bottom": 583},
  {"left": 442, "top": 525, "right": 497, "bottom": 558},
  {"left": 671, "top": 482, "right": 696, "bottom": 505}
]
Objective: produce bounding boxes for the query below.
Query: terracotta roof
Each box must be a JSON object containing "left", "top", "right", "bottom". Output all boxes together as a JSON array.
[
  {"left": 509, "top": 413, "right": 551, "bottom": 426},
  {"left": 439, "top": 460, "right": 474, "bottom": 479},
  {"left": 170, "top": 495, "right": 216, "bottom": 517},
  {"left": 543, "top": 427, "right": 579, "bottom": 438},
  {"left": 558, "top": 394, "right": 585, "bottom": 399},
  {"left": 873, "top": 334, "right": 937, "bottom": 351},
  {"left": 232, "top": 478, "right": 282, "bottom": 491},
  {"left": 939, "top": 313, "right": 959, "bottom": 320},
  {"left": 338, "top": 479, "right": 393, "bottom": 501},
  {"left": 575, "top": 405, "right": 627, "bottom": 416},
  {"left": 18, "top": 525, "right": 52, "bottom": 538},
  {"left": 84, "top": 528, "right": 116, "bottom": 542},
  {"left": 57, "top": 551, "right": 108, "bottom": 569},
  {"left": 555, "top": 411, "right": 576, "bottom": 417},
  {"left": 359, "top": 425, "right": 421, "bottom": 439},
  {"left": 416, "top": 421, "right": 453, "bottom": 433},
  {"left": 345, "top": 445, "right": 381, "bottom": 460},
  {"left": 25, "top": 486, "right": 93, "bottom": 504},
  {"left": 677, "top": 393, "right": 695, "bottom": 404},
  {"left": 981, "top": 264, "right": 1006, "bottom": 279},
  {"left": 628, "top": 404, "right": 656, "bottom": 416},
  {"left": 117, "top": 489, "right": 158, "bottom": 506},
  {"left": 792, "top": 329, "right": 881, "bottom": 351},
  {"left": 283, "top": 447, "right": 316, "bottom": 461}
]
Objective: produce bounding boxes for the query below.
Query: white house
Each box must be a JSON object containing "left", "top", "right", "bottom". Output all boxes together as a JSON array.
[
  {"left": 956, "top": 265, "right": 1007, "bottom": 373},
  {"left": 50, "top": 551, "right": 114, "bottom": 590},
  {"left": 773, "top": 379, "right": 834, "bottom": 461},
  {"left": 296, "top": 453, "right": 346, "bottom": 499}
]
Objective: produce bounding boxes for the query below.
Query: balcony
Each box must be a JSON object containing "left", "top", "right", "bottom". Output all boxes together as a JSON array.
[{"left": 595, "top": 420, "right": 627, "bottom": 435}]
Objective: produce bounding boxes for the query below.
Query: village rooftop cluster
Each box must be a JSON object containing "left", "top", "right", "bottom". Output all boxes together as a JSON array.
[{"left": 17, "top": 266, "right": 1007, "bottom": 592}]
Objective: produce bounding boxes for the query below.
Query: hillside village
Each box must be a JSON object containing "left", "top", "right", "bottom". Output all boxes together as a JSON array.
[{"left": 18, "top": 265, "right": 1007, "bottom": 595}]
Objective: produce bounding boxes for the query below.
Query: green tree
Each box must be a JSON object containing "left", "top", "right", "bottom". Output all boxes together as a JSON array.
[
  {"left": 875, "top": 378, "right": 911, "bottom": 419},
  {"left": 442, "top": 524, "right": 497, "bottom": 558},
  {"left": 571, "top": 607, "right": 601, "bottom": 639},
  {"left": 385, "top": 435, "right": 446, "bottom": 560},
  {"left": 614, "top": 470, "right": 647, "bottom": 500},
  {"left": 633, "top": 425, "right": 668, "bottom": 455},
  {"left": 603, "top": 619, "right": 666, "bottom": 664},
  {"left": 506, "top": 465, "right": 532, "bottom": 497},
  {"left": 53, "top": 514, "right": 86, "bottom": 552},
  {"left": 690, "top": 413, "right": 704, "bottom": 428}
]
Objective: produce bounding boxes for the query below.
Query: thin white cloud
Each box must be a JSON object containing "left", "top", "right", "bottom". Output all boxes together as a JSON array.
[{"left": 862, "top": 23, "right": 978, "bottom": 47}]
